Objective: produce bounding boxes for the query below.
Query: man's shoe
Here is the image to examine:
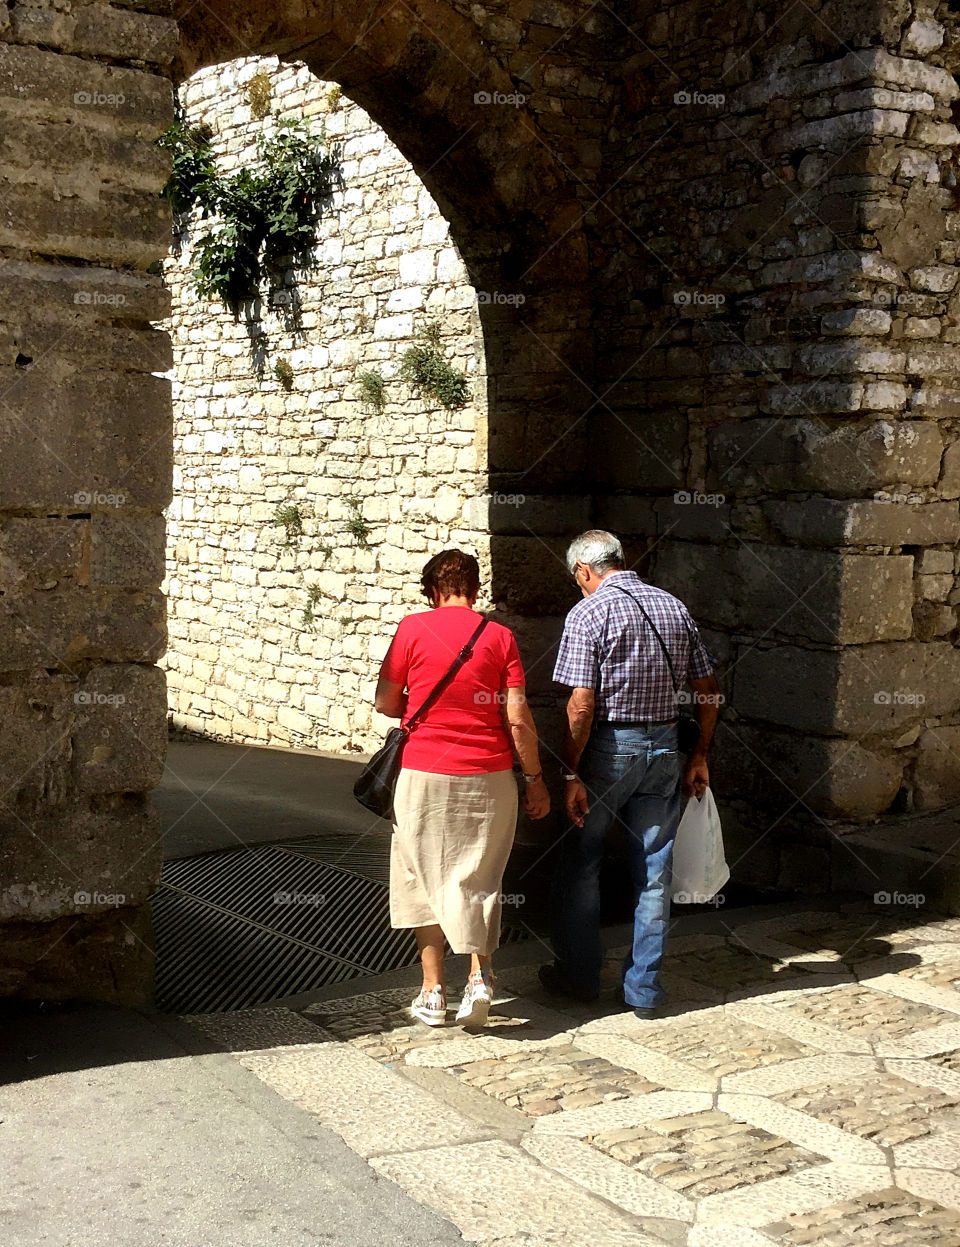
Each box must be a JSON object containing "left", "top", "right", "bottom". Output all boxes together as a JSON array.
[
  {"left": 633, "top": 1004, "right": 666, "bottom": 1020},
  {"left": 538, "top": 963, "right": 600, "bottom": 1003}
]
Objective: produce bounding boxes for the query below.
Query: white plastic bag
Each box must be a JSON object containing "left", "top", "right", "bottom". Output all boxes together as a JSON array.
[{"left": 671, "top": 786, "right": 729, "bottom": 903}]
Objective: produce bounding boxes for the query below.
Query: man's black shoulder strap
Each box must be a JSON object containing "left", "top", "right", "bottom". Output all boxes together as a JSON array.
[{"left": 609, "top": 584, "right": 684, "bottom": 694}]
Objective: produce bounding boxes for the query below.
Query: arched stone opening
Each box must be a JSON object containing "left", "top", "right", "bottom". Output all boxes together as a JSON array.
[
  {"left": 5, "top": 0, "right": 960, "bottom": 1006},
  {"left": 162, "top": 55, "right": 499, "bottom": 754},
  {"left": 167, "top": 0, "right": 602, "bottom": 757}
]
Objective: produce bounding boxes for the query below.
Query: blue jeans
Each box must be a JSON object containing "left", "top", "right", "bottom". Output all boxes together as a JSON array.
[{"left": 551, "top": 722, "right": 683, "bottom": 1008}]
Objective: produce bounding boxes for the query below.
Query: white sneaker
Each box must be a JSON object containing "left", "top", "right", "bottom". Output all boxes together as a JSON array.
[
  {"left": 456, "top": 967, "right": 496, "bottom": 1028},
  {"left": 411, "top": 985, "right": 446, "bottom": 1026}
]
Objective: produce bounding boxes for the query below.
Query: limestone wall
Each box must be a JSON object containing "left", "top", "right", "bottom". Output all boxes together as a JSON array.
[{"left": 162, "top": 58, "right": 489, "bottom": 754}]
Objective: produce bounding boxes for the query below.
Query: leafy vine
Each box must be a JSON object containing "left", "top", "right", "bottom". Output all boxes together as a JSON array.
[{"left": 157, "top": 116, "right": 344, "bottom": 317}]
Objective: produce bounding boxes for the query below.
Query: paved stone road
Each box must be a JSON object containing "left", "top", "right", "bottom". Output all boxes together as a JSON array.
[{"left": 185, "top": 902, "right": 960, "bottom": 1246}]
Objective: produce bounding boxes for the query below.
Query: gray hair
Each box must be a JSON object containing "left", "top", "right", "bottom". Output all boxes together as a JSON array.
[{"left": 565, "top": 529, "right": 625, "bottom": 576}]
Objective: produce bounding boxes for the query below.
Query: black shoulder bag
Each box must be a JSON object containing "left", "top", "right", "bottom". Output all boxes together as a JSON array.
[
  {"left": 353, "top": 615, "right": 489, "bottom": 821},
  {"left": 611, "top": 586, "right": 702, "bottom": 756}
]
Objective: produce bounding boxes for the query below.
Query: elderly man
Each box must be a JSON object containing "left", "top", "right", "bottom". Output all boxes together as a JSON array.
[{"left": 540, "top": 529, "right": 720, "bottom": 1018}]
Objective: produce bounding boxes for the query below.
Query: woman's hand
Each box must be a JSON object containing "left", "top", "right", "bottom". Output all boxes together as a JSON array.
[{"left": 523, "top": 776, "right": 550, "bottom": 820}]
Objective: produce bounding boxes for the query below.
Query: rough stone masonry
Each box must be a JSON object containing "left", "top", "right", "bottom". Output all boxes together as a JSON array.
[
  {"left": 1, "top": 0, "right": 960, "bottom": 1002},
  {"left": 162, "top": 56, "right": 490, "bottom": 756}
]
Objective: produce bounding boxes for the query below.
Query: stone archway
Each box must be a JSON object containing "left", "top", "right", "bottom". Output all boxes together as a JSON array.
[
  {"left": 0, "top": 0, "right": 599, "bottom": 1004},
  {"left": 5, "top": 0, "right": 960, "bottom": 1004}
]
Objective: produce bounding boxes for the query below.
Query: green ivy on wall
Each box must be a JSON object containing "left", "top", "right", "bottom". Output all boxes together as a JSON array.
[{"left": 157, "top": 116, "right": 343, "bottom": 317}]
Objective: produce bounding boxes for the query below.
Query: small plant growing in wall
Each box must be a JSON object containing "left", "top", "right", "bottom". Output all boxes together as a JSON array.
[
  {"left": 345, "top": 496, "right": 370, "bottom": 547},
  {"left": 272, "top": 503, "right": 303, "bottom": 545},
  {"left": 356, "top": 368, "right": 386, "bottom": 415},
  {"left": 317, "top": 541, "right": 334, "bottom": 560},
  {"left": 157, "top": 118, "right": 216, "bottom": 219},
  {"left": 400, "top": 320, "right": 470, "bottom": 410},
  {"left": 247, "top": 70, "right": 272, "bottom": 120},
  {"left": 327, "top": 84, "right": 342, "bottom": 112},
  {"left": 301, "top": 584, "right": 323, "bottom": 630},
  {"left": 274, "top": 357, "right": 295, "bottom": 391},
  {"left": 354, "top": 309, "right": 370, "bottom": 333}
]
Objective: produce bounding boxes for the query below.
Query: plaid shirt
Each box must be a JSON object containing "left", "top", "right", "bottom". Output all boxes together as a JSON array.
[{"left": 552, "top": 570, "right": 714, "bottom": 721}]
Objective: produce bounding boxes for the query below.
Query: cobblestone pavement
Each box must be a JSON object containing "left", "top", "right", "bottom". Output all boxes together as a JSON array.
[{"left": 184, "top": 901, "right": 960, "bottom": 1246}]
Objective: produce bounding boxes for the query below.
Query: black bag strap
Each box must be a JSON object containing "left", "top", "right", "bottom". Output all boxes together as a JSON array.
[
  {"left": 610, "top": 585, "right": 684, "bottom": 696},
  {"left": 404, "top": 615, "right": 489, "bottom": 734}
]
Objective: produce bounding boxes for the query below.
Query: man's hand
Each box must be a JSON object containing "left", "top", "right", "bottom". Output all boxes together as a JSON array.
[
  {"left": 523, "top": 777, "right": 550, "bottom": 820},
  {"left": 683, "top": 751, "right": 709, "bottom": 798},
  {"left": 565, "top": 778, "right": 589, "bottom": 827}
]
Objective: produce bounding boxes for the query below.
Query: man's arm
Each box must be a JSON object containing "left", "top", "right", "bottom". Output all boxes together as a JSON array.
[
  {"left": 562, "top": 686, "right": 595, "bottom": 773},
  {"left": 683, "top": 672, "right": 720, "bottom": 797},
  {"left": 562, "top": 686, "right": 595, "bottom": 827}
]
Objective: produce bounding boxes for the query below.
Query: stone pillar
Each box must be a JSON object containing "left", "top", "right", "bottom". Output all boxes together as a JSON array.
[
  {"left": 0, "top": 6, "right": 176, "bottom": 1002},
  {"left": 594, "top": 3, "right": 960, "bottom": 885}
]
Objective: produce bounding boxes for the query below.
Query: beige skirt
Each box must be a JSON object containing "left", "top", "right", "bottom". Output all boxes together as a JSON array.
[{"left": 390, "top": 767, "right": 519, "bottom": 955}]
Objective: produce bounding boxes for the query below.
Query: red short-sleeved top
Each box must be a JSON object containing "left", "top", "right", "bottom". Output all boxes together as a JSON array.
[{"left": 379, "top": 606, "right": 526, "bottom": 775}]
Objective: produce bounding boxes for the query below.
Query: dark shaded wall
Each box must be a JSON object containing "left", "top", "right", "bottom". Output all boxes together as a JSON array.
[{"left": 589, "top": 0, "right": 960, "bottom": 886}]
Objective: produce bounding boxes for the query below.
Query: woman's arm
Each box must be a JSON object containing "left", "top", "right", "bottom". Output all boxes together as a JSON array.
[
  {"left": 503, "top": 686, "right": 549, "bottom": 819},
  {"left": 374, "top": 676, "right": 406, "bottom": 719},
  {"left": 375, "top": 622, "right": 408, "bottom": 718}
]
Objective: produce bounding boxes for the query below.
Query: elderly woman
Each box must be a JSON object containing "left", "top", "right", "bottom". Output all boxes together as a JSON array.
[{"left": 374, "top": 549, "right": 550, "bottom": 1028}]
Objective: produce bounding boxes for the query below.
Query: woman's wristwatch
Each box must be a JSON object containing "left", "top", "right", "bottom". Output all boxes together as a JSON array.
[{"left": 522, "top": 770, "right": 543, "bottom": 783}]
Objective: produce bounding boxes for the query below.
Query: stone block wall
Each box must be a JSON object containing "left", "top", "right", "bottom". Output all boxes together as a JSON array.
[
  {"left": 588, "top": 0, "right": 960, "bottom": 860},
  {"left": 0, "top": 3, "right": 176, "bottom": 1002},
  {"left": 162, "top": 57, "right": 496, "bottom": 754}
]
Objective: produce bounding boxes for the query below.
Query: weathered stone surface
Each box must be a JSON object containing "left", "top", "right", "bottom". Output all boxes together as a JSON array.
[
  {"left": 590, "top": 409, "right": 688, "bottom": 491},
  {"left": 762, "top": 499, "right": 959, "bottom": 548},
  {"left": 735, "top": 642, "right": 960, "bottom": 734},
  {"left": 0, "top": 179, "right": 171, "bottom": 267},
  {"left": 0, "top": 117, "right": 170, "bottom": 194},
  {"left": 0, "top": 261, "right": 170, "bottom": 325},
  {"left": 0, "top": 796, "right": 161, "bottom": 922},
  {"left": 940, "top": 441, "right": 960, "bottom": 498},
  {"left": 654, "top": 496, "right": 732, "bottom": 541},
  {"left": 489, "top": 536, "right": 573, "bottom": 615},
  {"left": 656, "top": 543, "right": 913, "bottom": 643},
  {"left": 468, "top": 493, "right": 591, "bottom": 535},
  {"left": 716, "top": 723, "right": 904, "bottom": 819},
  {"left": 593, "top": 494, "right": 657, "bottom": 535},
  {"left": 0, "top": 372, "right": 172, "bottom": 509},
  {"left": 72, "top": 664, "right": 167, "bottom": 794},
  {"left": 0, "top": 42, "right": 172, "bottom": 129},
  {"left": 710, "top": 419, "right": 943, "bottom": 495},
  {"left": 876, "top": 182, "right": 947, "bottom": 269},
  {"left": 90, "top": 514, "right": 167, "bottom": 588},
  {"left": 0, "top": 679, "right": 75, "bottom": 810},
  {"left": 0, "top": 905, "right": 154, "bottom": 1004},
  {"left": 0, "top": 517, "right": 86, "bottom": 590},
  {"left": 0, "top": 589, "right": 166, "bottom": 672},
  {"left": 914, "top": 727, "right": 960, "bottom": 810}
]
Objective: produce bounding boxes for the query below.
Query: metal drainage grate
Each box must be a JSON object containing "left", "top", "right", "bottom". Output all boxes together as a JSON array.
[{"left": 152, "top": 837, "right": 525, "bottom": 1015}]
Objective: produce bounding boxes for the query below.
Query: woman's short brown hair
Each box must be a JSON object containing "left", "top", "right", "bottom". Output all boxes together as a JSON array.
[{"left": 421, "top": 549, "right": 481, "bottom": 603}]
